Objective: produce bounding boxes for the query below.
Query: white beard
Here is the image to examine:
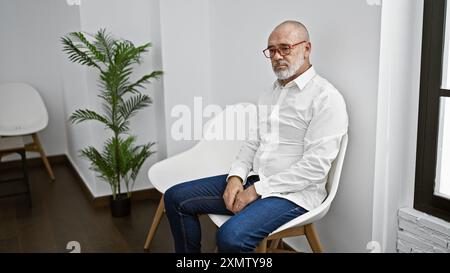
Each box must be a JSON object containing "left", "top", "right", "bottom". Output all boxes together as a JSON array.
[{"left": 273, "top": 57, "right": 304, "bottom": 80}]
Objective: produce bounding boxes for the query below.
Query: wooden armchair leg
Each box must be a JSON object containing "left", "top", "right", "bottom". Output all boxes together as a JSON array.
[
  {"left": 269, "top": 238, "right": 281, "bottom": 249},
  {"left": 255, "top": 238, "right": 268, "bottom": 253},
  {"left": 31, "top": 133, "right": 55, "bottom": 180},
  {"left": 305, "top": 224, "right": 323, "bottom": 253},
  {"left": 144, "top": 196, "right": 165, "bottom": 250}
]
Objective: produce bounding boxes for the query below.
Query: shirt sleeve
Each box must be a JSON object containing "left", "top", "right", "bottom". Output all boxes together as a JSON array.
[
  {"left": 226, "top": 103, "right": 262, "bottom": 185},
  {"left": 226, "top": 137, "right": 260, "bottom": 184},
  {"left": 253, "top": 89, "right": 348, "bottom": 195}
]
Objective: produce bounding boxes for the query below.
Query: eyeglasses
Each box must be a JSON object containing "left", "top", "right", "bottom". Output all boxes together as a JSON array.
[{"left": 262, "top": 41, "right": 307, "bottom": 58}]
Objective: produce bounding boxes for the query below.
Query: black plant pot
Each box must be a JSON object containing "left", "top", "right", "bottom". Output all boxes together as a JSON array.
[{"left": 110, "top": 194, "right": 131, "bottom": 217}]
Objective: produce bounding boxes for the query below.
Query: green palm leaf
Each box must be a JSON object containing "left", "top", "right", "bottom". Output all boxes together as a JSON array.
[
  {"left": 93, "top": 29, "right": 116, "bottom": 64},
  {"left": 69, "top": 32, "right": 107, "bottom": 63},
  {"left": 61, "top": 36, "right": 101, "bottom": 69},
  {"left": 120, "top": 71, "right": 163, "bottom": 96},
  {"left": 69, "top": 109, "right": 110, "bottom": 126}
]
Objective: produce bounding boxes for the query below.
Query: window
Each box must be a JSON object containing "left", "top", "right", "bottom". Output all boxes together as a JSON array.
[{"left": 415, "top": 0, "right": 450, "bottom": 221}]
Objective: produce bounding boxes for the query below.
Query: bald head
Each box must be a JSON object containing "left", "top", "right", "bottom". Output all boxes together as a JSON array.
[{"left": 270, "top": 20, "right": 310, "bottom": 43}]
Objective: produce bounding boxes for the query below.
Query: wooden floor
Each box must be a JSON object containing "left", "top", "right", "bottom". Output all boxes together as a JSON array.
[{"left": 0, "top": 160, "right": 217, "bottom": 253}]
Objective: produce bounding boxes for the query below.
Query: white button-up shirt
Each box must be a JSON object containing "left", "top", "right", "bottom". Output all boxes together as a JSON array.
[{"left": 227, "top": 66, "right": 348, "bottom": 211}]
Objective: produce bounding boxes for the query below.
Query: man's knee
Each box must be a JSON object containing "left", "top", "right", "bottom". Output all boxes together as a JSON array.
[
  {"left": 164, "top": 183, "right": 203, "bottom": 215},
  {"left": 164, "top": 184, "right": 184, "bottom": 209},
  {"left": 216, "top": 224, "right": 253, "bottom": 253}
]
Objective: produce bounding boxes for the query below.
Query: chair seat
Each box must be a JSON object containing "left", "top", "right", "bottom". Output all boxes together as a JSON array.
[
  {"left": 208, "top": 202, "right": 330, "bottom": 236},
  {"left": 207, "top": 214, "right": 231, "bottom": 228}
]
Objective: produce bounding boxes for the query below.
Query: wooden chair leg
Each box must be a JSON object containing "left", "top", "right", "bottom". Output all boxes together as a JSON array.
[
  {"left": 31, "top": 133, "right": 55, "bottom": 180},
  {"left": 269, "top": 238, "right": 281, "bottom": 250},
  {"left": 144, "top": 196, "right": 165, "bottom": 250},
  {"left": 255, "top": 238, "right": 268, "bottom": 253},
  {"left": 305, "top": 224, "right": 323, "bottom": 253}
]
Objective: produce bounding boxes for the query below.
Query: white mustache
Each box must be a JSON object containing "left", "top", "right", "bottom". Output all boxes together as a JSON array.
[{"left": 274, "top": 60, "right": 289, "bottom": 67}]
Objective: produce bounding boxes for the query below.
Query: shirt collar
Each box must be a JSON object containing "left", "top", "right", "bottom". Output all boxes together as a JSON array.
[{"left": 274, "top": 65, "right": 316, "bottom": 90}]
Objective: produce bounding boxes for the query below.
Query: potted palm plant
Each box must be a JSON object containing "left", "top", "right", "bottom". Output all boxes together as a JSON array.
[{"left": 61, "top": 29, "right": 162, "bottom": 217}]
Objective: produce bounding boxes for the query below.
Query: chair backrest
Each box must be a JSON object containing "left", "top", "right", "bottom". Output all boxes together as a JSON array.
[
  {"left": 0, "top": 83, "right": 48, "bottom": 136},
  {"left": 322, "top": 133, "right": 348, "bottom": 208},
  {"left": 266, "top": 133, "right": 348, "bottom": 233},
  {"left": 148, "top": 103, "right": 253, "bottom": 193}
]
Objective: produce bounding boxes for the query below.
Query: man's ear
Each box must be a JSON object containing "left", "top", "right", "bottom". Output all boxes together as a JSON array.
[{"left": 304, "top": 42, "right": 312, "bottom": 58}]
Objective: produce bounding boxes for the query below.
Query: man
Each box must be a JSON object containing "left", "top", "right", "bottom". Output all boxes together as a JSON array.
[{"left": 164, "top": 20, "right": 348, "bottom": 253}]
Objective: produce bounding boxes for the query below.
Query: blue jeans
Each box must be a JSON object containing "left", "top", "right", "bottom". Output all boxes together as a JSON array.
[{"left": 164, "top": 174, "right": 307, "bottom": 253}]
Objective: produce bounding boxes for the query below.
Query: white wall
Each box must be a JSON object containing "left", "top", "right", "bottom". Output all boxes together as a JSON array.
[
  {"left": 159, "top": 0, "right": 212, "bottom": 156},
  {"left": 372, "top": 0, "right": 424, "bottom": 252},
  {"left": 0, "top": 0, "right": 68, "bottom": 157},
  {"left": 208, "top": 0, "right": 381, "bottom": 252}
]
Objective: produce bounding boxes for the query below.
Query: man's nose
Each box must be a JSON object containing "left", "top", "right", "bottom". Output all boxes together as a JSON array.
[{"left": 272, "top": 50, "right": 283, "bottom": 61}]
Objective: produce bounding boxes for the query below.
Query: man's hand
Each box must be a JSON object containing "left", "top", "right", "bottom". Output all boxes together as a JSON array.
[
  {"left": 223, "top": 176, "right": 244, "bottom": 212},
  {"left": 231, "top": 185, "right": 259, "bottom": 214}
]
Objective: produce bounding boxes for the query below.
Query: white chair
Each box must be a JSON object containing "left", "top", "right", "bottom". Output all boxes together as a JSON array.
[
  {"left": 143, "top": 103, "right": 348, "bottom": 253},
  {"left": 0, "top": 83, "right": 55, "bottom": 180}
]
